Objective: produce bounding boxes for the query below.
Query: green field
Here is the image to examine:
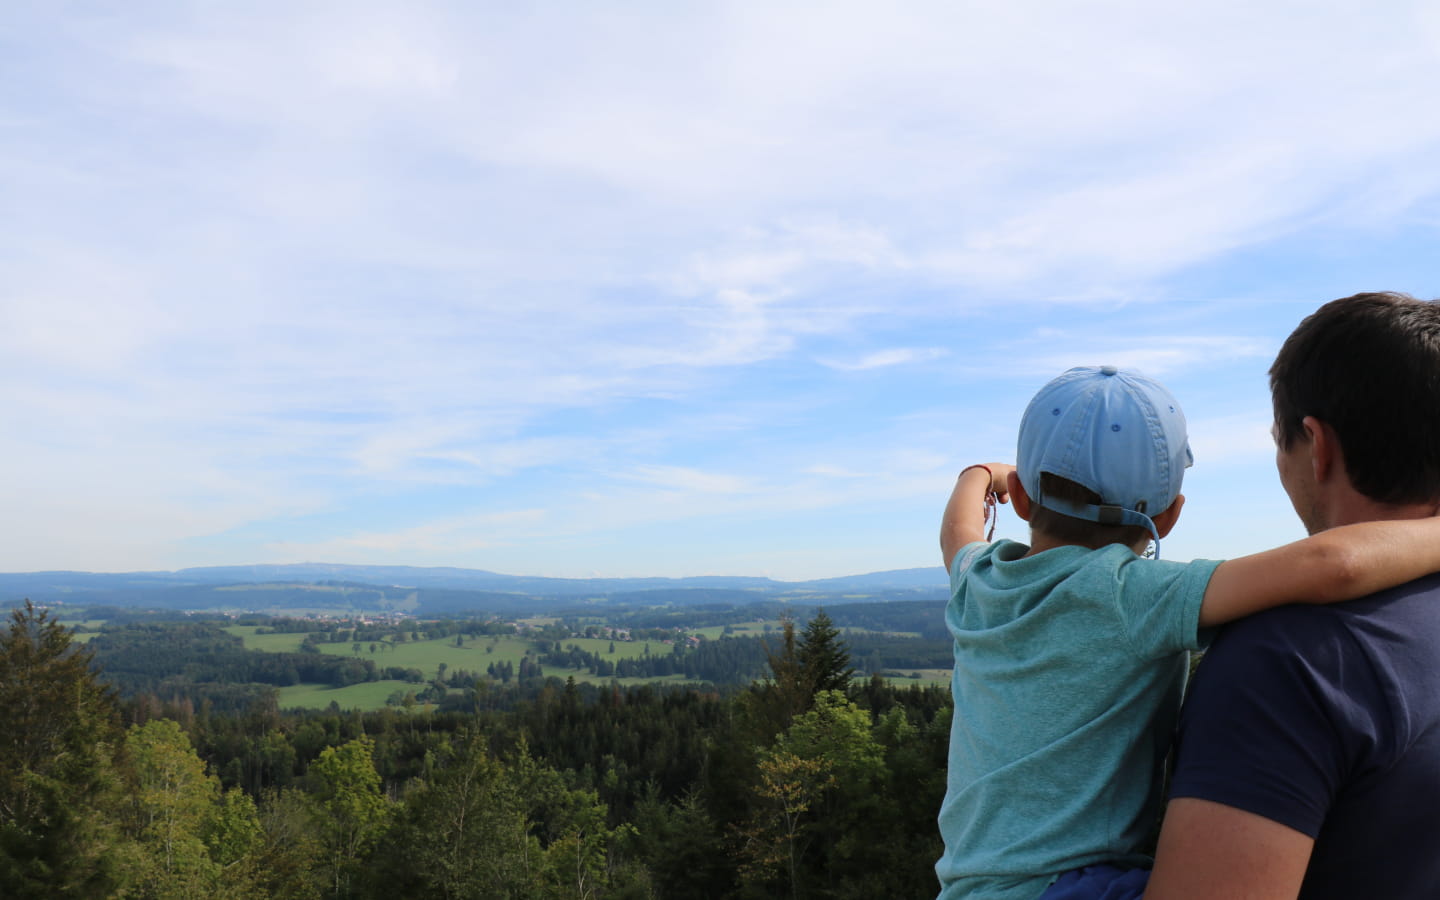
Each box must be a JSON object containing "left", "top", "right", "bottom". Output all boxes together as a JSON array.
[
  {"left": 693, "top": 620, "right": 783, "bottom": 640},
  {"left": 225, "top": 627, "right": 668, "bottom": 675},
  {"left": 907, "top": 668, "right": 953, "bottom": 688},
  {"left": 58, "top": 619, "right": 108, "bottom": 643},
  {"left": 224, "top": 622, "right": 939, "bottom": 710},
  {"left": 227, "top": 626, "right": 694, "bottom": 709},
  {"left": 558, "top": 636, "right": 663, "bottom": 661},
  {"left": 224, "top": 626, "right": 308, "bottom": 653},
  {"left": 278, "top": 680, "right": 416, "bottom": 710}
]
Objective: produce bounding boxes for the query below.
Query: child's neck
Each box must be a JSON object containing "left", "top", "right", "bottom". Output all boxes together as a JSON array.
[{"left": 1025, "top": 531, "right": 1150, "bottom": 559}]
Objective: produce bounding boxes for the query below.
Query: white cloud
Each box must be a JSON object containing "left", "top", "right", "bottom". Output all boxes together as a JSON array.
[
  {"left": 264, "top": 509, "right": 548, "bottom": 562},
  {"left": 1026, "top": 336, "right": 1272, "bottom": 378},
  {"left": 820, "top": 347, "right": 948, "bottom": 371},
  {"left": 618, "top": 466, "right": 757, "bottom": 495},
  {"left": 676, "top": 221, "right": 908, "bottom": 294},
  {"left": 1188, "top": 414, "right": 1278, "bottom": 466},
  {"left": 804, "top": 465, "right": 869, "bottom": 479}
]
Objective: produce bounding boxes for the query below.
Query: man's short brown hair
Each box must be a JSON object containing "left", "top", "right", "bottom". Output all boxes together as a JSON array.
[{"left": 1270, "top": 292, "right": 1440, "bottom": 505}]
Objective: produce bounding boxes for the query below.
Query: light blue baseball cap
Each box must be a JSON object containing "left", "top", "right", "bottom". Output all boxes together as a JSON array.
[{"left": 1016, "top": 365, "right": 1193, "bottom": 546}]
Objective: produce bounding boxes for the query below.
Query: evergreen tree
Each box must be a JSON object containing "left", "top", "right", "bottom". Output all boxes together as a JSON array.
[
  {"left": 797, "top": 609, "right": 854, "bottom": 698},
  {"left": 630, "top": 785, "right": 730, "bottom": 899},
  {"left": 0, "top": 600, "right": 125, "bottom": 898},
  {"left": 759, "top": 618, "right": 808, "bottom": 729},
  {"left": 750, "top": 610, "right": 857, "bottom": 745}
]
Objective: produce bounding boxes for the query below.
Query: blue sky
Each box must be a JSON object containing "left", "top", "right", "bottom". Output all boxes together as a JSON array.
[{"left": 4, "top": 2, "right": 1439, "bottom": 580}]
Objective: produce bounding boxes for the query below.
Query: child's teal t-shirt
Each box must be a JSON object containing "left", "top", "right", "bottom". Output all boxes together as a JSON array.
[{"left": 935, "top": 539, "right": 1220, "bottom": 900}]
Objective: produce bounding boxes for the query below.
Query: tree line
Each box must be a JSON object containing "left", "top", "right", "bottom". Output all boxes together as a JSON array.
[{"left": 534, "top": 636, "right": 774, "bottom": 683}]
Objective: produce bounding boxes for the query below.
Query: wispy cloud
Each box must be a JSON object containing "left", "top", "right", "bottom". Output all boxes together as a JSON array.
[
  {"left": 1024, "top": 336, "right": 1273, "bottom": 378},
  {"left": 1187, "top": 414, "right": 1278, "bottom": 466},
  {"left": 265, "top": 509, "right": 549, "bottom": 561},
  {"left": 617, "top": 466, "right": 758, "bottom": 495},
  {"left": 820, "top": 347, "right": 949, "bottom": 371}
]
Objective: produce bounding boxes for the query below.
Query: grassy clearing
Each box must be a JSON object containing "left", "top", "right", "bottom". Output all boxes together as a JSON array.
[
  {"left": 278, "top": 680, "right": 413, "bottom": 710},
  {"left": 62, "top": 619, "right": 109, "bottom": 643},
  {"left": 889, "top": 668, "right": 951, "bottom": 688},
  {"left": 228, "top": 627, "right": 679, "bottom": 683},
  {"left": 559, "top": 636, "right": 657, "bottom": 661},
  {"left": 224, "top": 625, "right": 308, "bottom": 653},
  {"left": 229, "top": 620, "right": 928, "bottom": 711},
  {"left": 692, "top": 620, "right": 784, "bottom": 640},
  {"left": 317, "top": 637, "right": 529, "bottom": 678}
]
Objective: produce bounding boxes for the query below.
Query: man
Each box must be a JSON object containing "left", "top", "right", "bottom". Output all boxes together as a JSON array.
[{"left": 1145, "top": 292, "right": 1440, "bottom": 898}]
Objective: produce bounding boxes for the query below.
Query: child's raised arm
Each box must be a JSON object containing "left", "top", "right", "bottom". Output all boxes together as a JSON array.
[
  {"left": 1200, "top": 515, "right": 1440, "bottom": 626},
  {"left": 941, "top": 463, "right": 1014, "bottom": 571}
]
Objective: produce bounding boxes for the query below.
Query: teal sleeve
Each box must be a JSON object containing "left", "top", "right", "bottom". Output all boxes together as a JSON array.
[
  {"left": 1112, "top": 555, "right": 1223, "bottom": 658},
  {"left": 948, "top": 541, "right": 990, "bottom": 595}
]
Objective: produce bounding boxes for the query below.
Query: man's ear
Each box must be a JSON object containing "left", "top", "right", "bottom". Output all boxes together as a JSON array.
[
  {"left": 1007, "top": 471, "right": 1033, "bottom": 522},
  {"left": 1152, "top": 494, "right": 1185, "bottom": 539},
  {"left": 1303, "top": 416, "right": 1340, "bottom": 483}
]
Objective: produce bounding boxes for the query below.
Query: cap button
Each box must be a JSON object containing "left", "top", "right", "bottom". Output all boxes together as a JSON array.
[{"left": 1099, "top": 365, "right": 1118, "bottom": 376}]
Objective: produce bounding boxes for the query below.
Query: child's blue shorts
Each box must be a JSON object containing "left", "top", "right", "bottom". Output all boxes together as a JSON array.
[{"left": 1039, "top": 864, "right": 1149, "bottom": 900}]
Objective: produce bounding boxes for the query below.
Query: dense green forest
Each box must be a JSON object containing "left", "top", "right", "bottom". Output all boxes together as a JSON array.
[{"left": 1, "top": 601, "right": 953, "bottom": 899}]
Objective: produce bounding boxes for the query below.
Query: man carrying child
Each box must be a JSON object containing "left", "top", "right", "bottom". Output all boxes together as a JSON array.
[
  {"left": 935, "top": 292, "right": 1440, "bottom": 900},
  {"left": 1146, "top": 292, "right": 1440, "bottom": 898}
]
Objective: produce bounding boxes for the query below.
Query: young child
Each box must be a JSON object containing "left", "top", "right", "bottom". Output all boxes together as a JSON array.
[{"left": 934, "top": 365, "right": 1440, "bottom": 900}]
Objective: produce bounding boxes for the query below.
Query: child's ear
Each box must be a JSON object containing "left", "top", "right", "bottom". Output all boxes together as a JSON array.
[
  {"left": 1152, "top": 494, "right": 1185, "bottom": 538},
  {"left": 1007, "top": 471, "right": 1033, "bottom": 522}
]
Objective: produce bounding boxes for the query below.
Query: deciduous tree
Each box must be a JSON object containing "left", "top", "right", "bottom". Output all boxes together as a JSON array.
[
  {"left": 306, "top": 736, "right": 391, "bottom": 898},
  {"left": 118, "top": 718, "right": 239, "bottom": 898},
  {"left": 368, "top": 736, "right": 536, "bottom": 899}
]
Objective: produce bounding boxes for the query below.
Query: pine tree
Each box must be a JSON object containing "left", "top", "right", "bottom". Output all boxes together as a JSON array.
[
  {"left": 797, "top": 609, "right": 854, "bottom": 698},
  {"left": 0, "top": 600, "right": 125, "bottom": 897},
  {"left": 759, "top": 618, "right": 808, "bottom": 729}
]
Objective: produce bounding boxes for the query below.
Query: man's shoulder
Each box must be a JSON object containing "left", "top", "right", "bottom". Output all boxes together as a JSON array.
[
  {"left": 1219, "top": 570, "right": 1440, "bottom": 641},
  {"left": 1200, "top": 571, "right": 1440, "bottom": 697}
]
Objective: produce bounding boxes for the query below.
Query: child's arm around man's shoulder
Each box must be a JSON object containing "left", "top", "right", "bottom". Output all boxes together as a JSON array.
[{"left": 941, "top": 463, "right": 1014, "bottom": 571}]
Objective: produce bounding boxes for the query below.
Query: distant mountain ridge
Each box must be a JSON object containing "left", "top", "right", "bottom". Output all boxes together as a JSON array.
[{"left": 0, "top": 562, "right": 947, "bottom": 609}]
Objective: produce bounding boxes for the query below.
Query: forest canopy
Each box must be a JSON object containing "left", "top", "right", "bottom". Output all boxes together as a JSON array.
[{"left": 1, "top": 600, "right": 954, "bottom": 899}]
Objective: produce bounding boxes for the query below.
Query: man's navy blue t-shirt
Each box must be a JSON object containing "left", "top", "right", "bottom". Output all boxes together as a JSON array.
[{"left": 1168, "top": 572, "right": 1440, "bottom": 898}]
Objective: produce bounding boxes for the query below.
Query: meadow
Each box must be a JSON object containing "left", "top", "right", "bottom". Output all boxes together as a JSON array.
[
  {"left": 224, "top": 624, "right": 710, "bottom": 709},
  {"left": 68, "top": 619, "right": 939, "bottom": 712},
  {"left": 226, "top": 625, "right": 694, "bottom": 672}
]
